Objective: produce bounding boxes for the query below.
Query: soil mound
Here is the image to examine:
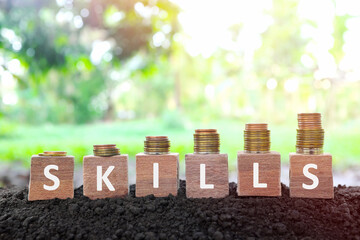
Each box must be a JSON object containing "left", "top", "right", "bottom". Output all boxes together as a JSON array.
[{"left": 1, "top": 181, "right": 360, "bottom": 239}]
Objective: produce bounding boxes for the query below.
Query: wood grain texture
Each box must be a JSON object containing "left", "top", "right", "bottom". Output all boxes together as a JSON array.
[
  {"left": 289, "top": 153, "right": 334, "bottom": 199},
  {"left": 136, "top": 153, "right": 179, "bottom": 197},
  {"left": 28, "top": 155, "right": 74, "bottom": 201},
  {"left": 237, "top": 151, "right": 281, "bottom": 196},
  {"left": 83, "top": 155, "right": 128, "bottom": 200},
  {"left": 185, "top": 153, "right": 229, "bottom": 198}
]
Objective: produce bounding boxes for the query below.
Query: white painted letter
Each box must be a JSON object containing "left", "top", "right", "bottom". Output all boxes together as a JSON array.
[
  {"left": 302, "top": 163, "right": 319, "bottom": 190},
  {"left": 153, "top": 163, "right": 159, "bottom": 188},
  {"left": 43, "top": 165, "right": 60, "bottom": 191},
  {"left": 200, "top": 164, "right": 214, "bottom": 189},
  {"left": 253, "top": 162, "right": 267, "bottom": 188},
  {"left": 97, "top": 166, "right": 115, "bottom": 191}
]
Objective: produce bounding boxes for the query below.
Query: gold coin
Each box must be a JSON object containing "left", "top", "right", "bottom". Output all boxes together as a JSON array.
[
  {"left": 195, "top": 129, "right": 217, "bottom": 133},
  {"left": 93, "top": 144, "right": 116, "bottom": 148},
  {"left": 245, "top": 123, "right": 268, "bottom": 130},
  {"left": 43, "top": 151, "right": 67, "bottom": 155},
  {"left": 145, "top": 147, "right": 169, "bottom": 150},
  {"left": 39, "top": 153, "right": 67, "bottom": 156},
  {"left": 244, "top": 126, "right": 270, "bottom": 152},
  {"left": 93, "top": 151, "right": 120, "bottom": 154},
  {"left": 143, "top": 136, "right": 170, "bottom": 154},
  {"left": 146, "top": 136, "right": 168, "bottom": 140},
  {"left": 144, "top": 142, "right": 170, "bottom": 145},
  {"left": 296, "top": 113, "right": 324, "bottom": 154},
  {"left": 93, "top": 147, "right": 119, "bottom": 150},
  {"left": 145, "top": 152, "right": 169, "bottom": 155},
  {"left": 193, "top": 129, "right": 221, "bottom": 153}
]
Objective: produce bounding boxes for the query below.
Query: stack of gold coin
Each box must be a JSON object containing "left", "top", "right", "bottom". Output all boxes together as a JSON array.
[
  {"left": 244, "top": 123, "right": 270, "bottom": 153},
  {"left": 144, "top": 136, "right": 170, "bottom": 155},
  {"left": 39, "top": 151, "right": 67, "bottom": 156},
  {"left": 296, "top": 113, "right": 324, "bottom": 154},
  {"left": 194, "top": 129, "right": 220, "bottom": 154},
  {"left": 93, "top": 144, "right": 120, "bottom": 157}
]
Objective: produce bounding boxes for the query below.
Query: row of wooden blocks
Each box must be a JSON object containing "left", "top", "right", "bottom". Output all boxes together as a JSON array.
[{"left": 28, "top": 151, "right": 334, "bottom": 201}]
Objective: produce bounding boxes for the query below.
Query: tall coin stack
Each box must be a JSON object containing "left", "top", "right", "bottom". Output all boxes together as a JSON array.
[
  {"left": 39, "top": 151, "right": 67, "bottom": 156},
  {"left": 296, "top": 113, "right": 324, "bottom": 155},
  {"left": 244, "top": 123, "right": 270, "bottom": 153},
  {"left": 194, "top": 129, "right": 220, "bottom": 154},
  {"left": 144, "top": 136, "right": 170, "bottom": 155},
  {"left": 93, "top": 144, "right": 120, "bottom": 157}
]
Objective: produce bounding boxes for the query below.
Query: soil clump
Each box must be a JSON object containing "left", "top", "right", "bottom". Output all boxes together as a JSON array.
[{"left": 0, "top": 181, "right": 359, "bottom": 239}]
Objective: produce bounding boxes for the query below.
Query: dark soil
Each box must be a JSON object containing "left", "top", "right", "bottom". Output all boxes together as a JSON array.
[{"left": 0, "top": 181, "right": 359, "bottom": 240}]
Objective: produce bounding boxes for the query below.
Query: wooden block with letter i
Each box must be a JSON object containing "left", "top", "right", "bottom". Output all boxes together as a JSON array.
[
  {"left": 83, "top": 154, "right": 128, "bottom": 200},
  {"left": 28, "top": 153, "right": 74, "bottom": 201},
  {"left": 289, "top": 153, "right": 333, "bottom": 199},
  {"left": 185, "top": 153, "right": 229, "bottom": 198},
  {"left": 136, "top": 153, "right": 179, "bottom": 197},
  {"left": 237, "top": 151, "right": 281, "bottom": 196}
]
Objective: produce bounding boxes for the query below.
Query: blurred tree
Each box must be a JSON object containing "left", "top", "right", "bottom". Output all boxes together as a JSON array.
[
  {"left": 0, "top": 0, "right": 180, "bottom": 123},
  {"left": 1, "top": 0, "right": 359, "bottom": 126}
]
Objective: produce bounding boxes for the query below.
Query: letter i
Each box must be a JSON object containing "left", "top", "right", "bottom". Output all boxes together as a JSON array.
[{"left": 153, "top": 163, "right": 159, "bottom": 188}]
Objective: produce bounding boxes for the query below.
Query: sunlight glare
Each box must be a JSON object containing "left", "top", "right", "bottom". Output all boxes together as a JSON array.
[{"left": 176, "top": 0, "right": 273, "bottom": 57}]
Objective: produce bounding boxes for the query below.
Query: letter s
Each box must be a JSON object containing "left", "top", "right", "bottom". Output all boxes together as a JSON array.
[
  {"left": 302, "top": 163, "right": 319, "bottom": 190},
  {"left": 43, "top": 165, "right": 60, "bottom": 191}
]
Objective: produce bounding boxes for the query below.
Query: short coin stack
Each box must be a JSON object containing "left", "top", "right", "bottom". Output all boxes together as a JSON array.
[
  {"left": 144, "top": 136, "right": 170, "bottom": 155},
  {"left": 39, "top": 151, "right": 67, "bottom": 156},
  {"left": 296, "top": 113, "right": 324, "bottom": 155},
  {"left": 194, "top": 129, "right": 220, "bottom": 154},
  {"left": 244, "top": 123, "right": 270, "bottom": 153},
  {"left": 93, "top": 144, "right": 120, "bottom": 157}
]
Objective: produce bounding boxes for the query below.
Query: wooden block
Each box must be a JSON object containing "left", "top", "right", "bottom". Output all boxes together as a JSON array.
[
  {"left": 28, "top": 155, "right": 74, "bottom": 201},
  {"left": 83, "top": 154, "right": 128, "bottom": 200},
  {"left": 185, "top": 153, "right": 229, "bottom": 198},
  {"left": 136, "top": 153, "right": 179, "bottom": 197},
  {"left": 237, "top": 151, "right": 281, "bottom": 196},
  {"left": 289, "top": 153, "right": 334, "bottom": 199}
]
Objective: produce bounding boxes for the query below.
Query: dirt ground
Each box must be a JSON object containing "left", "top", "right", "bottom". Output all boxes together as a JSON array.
[{"left": 0, "top": 181, "right": 359, "bottom": 239}]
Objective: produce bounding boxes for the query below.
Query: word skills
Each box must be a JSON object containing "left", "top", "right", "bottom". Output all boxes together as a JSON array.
[{"left": 28, "top": 113, "right": 334, "bottom": 201}]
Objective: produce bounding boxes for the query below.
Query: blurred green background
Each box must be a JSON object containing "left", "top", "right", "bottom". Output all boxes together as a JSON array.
[{"left": 0, "top": 0, "right": 360, "bottom": 171}]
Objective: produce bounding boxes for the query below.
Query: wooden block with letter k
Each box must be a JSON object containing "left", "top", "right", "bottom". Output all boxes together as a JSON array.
[{"left": 83, "top": 154, "right": 128, "bottom": 200}]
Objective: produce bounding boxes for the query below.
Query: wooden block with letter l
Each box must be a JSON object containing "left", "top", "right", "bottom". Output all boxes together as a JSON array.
[
  {"left": 83, "top": 154, "right": 128, "bottom": 200},
  {"left": 185, "top": 153, "right": 229, "bottom": 198},
  {"left": 237, "top": 151, "right": 281, "bottom": 196},
  {"left": 135, "top": 153, "right": 179, "bottom": 197},
  {"left": 28, "top": 155, "right": 74, "bottom": 201},
  {"left": 289, "top": 153, "right": 334, "bottom": 199}
]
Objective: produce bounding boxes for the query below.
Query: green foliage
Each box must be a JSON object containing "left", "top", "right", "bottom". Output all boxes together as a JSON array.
[
  {"left": 0, "top": 119, "right": 17, "bottom": 138},
  {"left": 331, "top": 15, "right": 350, "bottom": 63},
  {"left": 161, "top": 110, "right": 186, "bottom": 130},
  {"left": 1, "top": 0, "right": 358, "bottom": 127},
  {"left": 0, "top": 0, "right": 180, "bottom": 124}
]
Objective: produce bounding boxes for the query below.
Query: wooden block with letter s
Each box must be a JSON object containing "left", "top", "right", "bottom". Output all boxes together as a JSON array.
[
  {"left": 28, "top": 155, "right": 74, "bottom": 201},
  {"left": 136, "top": 153, "right": 179, "bottom": 197},
  {"left": 83, "top": 154, "right": 128, "bottom": 200},
  {"left": 185, "top": 153, "right": 229, "bottom": 198},
  {"left": 289, "top": 153, "right": 333, "bottom": 199}
]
